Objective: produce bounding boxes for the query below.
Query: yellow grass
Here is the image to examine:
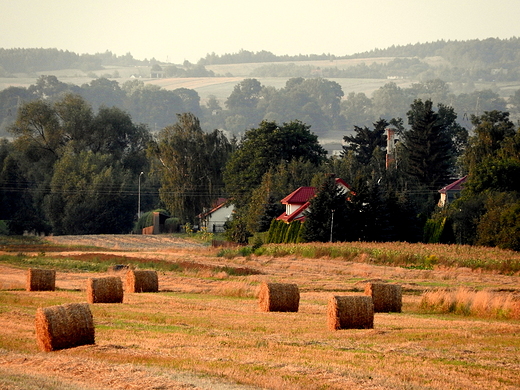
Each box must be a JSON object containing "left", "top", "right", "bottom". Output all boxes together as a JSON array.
[
  {"left": 421, "top": 287, "right": 520, "bottom": 319},
  {"left": 0, "top": 236, "right": 519, "bottom": 389}
]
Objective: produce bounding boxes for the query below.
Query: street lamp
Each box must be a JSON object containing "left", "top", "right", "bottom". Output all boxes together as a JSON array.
[
  {"left": 330, "top": 209, "right": 335, "bottom": 243},
  {"left": 138, "top": 171, "right": 144, "bottom": 218}
]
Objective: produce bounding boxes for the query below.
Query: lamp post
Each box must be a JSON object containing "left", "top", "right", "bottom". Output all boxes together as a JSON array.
[
  {"left": 138, "top": 171, "right": 144, "bottom": 218},
  {"left": 330, "top": 209, "right": 335, "bottom": 243}
]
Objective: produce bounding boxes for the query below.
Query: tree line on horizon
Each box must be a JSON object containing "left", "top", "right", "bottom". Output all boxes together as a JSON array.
[{"left": 3, "top": 37, "right": 520, "bottom": 81}]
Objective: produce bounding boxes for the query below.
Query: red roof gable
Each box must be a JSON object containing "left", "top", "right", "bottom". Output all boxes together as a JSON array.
[
  {"left": 276, "top": 178, "right": 352, "bottom": 223},
  {"left": 198, "top": 198, "right": 229, "bottom": 219},
  {"left": 277, "top": 202, "right": 310, "bottom": 223},
  {"left": 439, "top": 176, "right": 467, "bottom": 194}
]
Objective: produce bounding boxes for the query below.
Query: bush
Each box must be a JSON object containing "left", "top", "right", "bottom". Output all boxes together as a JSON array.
[
  {"left": 223, "top": 216, "right": 251, "bottom": 244},
  {"left": 0, "top": 220, "right": 9, "bottom": 235},
  {"left": 133, "top": 209, "right": 170, "bottom": 234},
  {"left": 164, "top": 217, "right": 181, "bottom": 233},
  {"left": 266, "top": 220, "right": 302, "bottom": 244}
]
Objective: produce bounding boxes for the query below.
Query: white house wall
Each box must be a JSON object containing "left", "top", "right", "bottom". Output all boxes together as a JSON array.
[{"left": 207, "top": 205, "right": 234, "bottom": 233}]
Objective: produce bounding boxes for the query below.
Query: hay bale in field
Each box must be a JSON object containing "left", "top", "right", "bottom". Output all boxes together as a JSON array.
[
  {"left": 364, "top": 282, "right": 402, "bottom": 313},
  {"left": 35, "top": 302, "right": 95, "bottom": 352},
  {"left": 258, "top": 282, "right": 300, "bottom": 312},
  {"left": 86, "top": 276, "right": 123, "bottom": 303},
  {"left": 26, "top": 268, "right": 56, "bottom": 291},
  {"left": 327, "top": 295, "right": 374, "bottom": 330},
  {"left": 126, "top": 269, "right": 158, "bottom": 293}
]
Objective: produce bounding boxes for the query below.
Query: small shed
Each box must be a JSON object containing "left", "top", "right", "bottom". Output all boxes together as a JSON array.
[{"left": 142, "top": 212, "right": 169, "bottom": 234}]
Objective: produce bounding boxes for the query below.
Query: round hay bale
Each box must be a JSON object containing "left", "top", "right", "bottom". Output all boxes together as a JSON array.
[
  {"left": 126, "top": 270, "right": 158, "bottom": 293},
  {"left": 258, "top": 282, "right": 300, "bottom": 312},
  {"left": 35, "top": 302, "right": 95, "bottom": 352},
  {"left": 86, "top": 276, "right": 123, "bottom": 303},
  {"left": 327, "top": 295, "right": 374, "bottom": 330},
  {"left": 364, "top": 282, "right": 402, "bottom": 313},
  {"left": 26, "top": 268, "right": 56, "bottom": 291}
]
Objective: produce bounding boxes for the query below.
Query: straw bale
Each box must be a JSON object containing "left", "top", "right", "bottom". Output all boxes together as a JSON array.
[
  {"left": 26, "top": 268, "right": 56, "bottom": 291},
  {"left": 364, "top": 282, "right": 402, "bottom": 313},
  {"left": 258, "top": 282, "right": 300, "bottom": 312},
  {"left": 327, "top": 295, "right": 374, "bottom": 330},
  {"left": 86, "top": 276, "right": 123, "bottom": 303},
  {"left": 35, "top": 302, "right": 95, "bottom": 352},
  {"left": 126, "top": 270, "right": 158, "bottom": 293}
]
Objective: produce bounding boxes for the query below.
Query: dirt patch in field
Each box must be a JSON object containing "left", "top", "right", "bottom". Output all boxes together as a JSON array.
[{"left": 44, "top": 234, "right": 205, "bottom": 251}]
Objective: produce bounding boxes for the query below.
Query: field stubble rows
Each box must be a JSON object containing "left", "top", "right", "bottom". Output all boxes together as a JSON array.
[{"left": 0, "top": 235, "right": 519, "bottom": 390}]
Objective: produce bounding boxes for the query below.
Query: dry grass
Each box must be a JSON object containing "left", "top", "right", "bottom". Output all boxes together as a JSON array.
[
  {"left": 251, "top": 242, "right": 520, "bottom": 274},
  {"left": 1, "top": 235, "right": 520, "bottom": 390},
  {"left": 421, "top": 287, "right": 520, "bottom": 319}
]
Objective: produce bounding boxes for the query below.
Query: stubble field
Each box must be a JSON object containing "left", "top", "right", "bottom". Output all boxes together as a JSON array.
[{"left": 0, "top": 234, "right": 519, "bottom": 390}]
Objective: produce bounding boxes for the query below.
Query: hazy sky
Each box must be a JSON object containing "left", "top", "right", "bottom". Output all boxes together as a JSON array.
[{"left": 1, "top": 0, "right": 519, "bottom": 64}]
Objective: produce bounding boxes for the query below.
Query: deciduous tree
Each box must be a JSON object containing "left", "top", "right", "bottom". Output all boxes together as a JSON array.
[
  {"left": 152, "top": 113, "right": 232, "bottom": 224},
  {"left": 224, "top": 120, "right": 326, "bottom": 208}
]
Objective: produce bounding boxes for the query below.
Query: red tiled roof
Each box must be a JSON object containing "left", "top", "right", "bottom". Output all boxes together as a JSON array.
[
  {"left": 280, "top": 187, "right": 316, "bottom": 205},
  {"left": 439, "top": 176, "right": 467, "bottom": 194}
]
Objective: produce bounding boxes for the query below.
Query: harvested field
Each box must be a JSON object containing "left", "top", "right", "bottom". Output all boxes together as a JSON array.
[{"left": 0, "top": 234, "right": 519, "bottom": 390}]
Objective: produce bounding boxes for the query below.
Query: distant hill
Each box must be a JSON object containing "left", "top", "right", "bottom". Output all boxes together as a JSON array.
[
  {"left": 197, "top": 38, "right": 520, "bottom": 69},
  {"left": 0, "top": 48, "right": 149, "bottom": 75},
  {"left": 196, "top": 38, "right": 520, "bottom": 83},
  {"left": 2, "top": 37, "right": 520, "bottom": 82}
]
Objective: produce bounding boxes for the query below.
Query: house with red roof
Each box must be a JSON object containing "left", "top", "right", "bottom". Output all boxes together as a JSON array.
[
  {"left": 276, "top": 178, "right": 351, "bottom": 223},
  {"left": 198, "top": 198, "right": 234, "bottom": 232},
  {"left": 438, "top": 176, "right": 467, "bottom": 207}
]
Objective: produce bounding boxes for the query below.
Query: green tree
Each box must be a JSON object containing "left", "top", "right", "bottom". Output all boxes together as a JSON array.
[
  {"left": 80, "top": 77, "right": 125, "bottom": 109},
  {"left": 0, "top": 152, "right": 43, "bottom": 234},
  {"left": 463, "top": 110, "right": 516, "bottom": 183},
  {"left": 301, "top": 174, "right": 349, "bottom": 242},
  {"left": 151, "top": 113, "right": 232, "bottom": 224},
  {"left": 343, "top": 119, "right": 388, "bottom": 165},
  {"left": 224, "top": 120, "right": 326, "bottom": 208},
  {"left": 7, "top": 95, "right": 152, "bottom": 234},
  {"left": 341, "top": 92, "right": 374, "bottom": 130},
  {"left": 402, "top": 99, "right": 456, "bottom": 190},
  {"left": 28, "top": 75, "right": 76, "bottom": 101},
  {"left": 371, "top": 82, "right": 410, "bottom": 120},
  {"left": 448, "top": 111, "right": 520, "bottom": 248},
  {"left": 9, "top": 99, "right": 63, "bottom": 159},
  {"left": 172, "top": 88, "right": 202, "bottom": 118},
  {"left": 122, "top": 83, "right": 184, "bottom": 130},
  {"left": 225, "top": 78, "right": 263, "bottom": 111},
  {"left": 45, "top": 150, "right": 135, "bottom": 235},
  {"left": 54, "top": 93, "right": 94, "bottom": 153},
  {"left": 474, "top": 192, "right": 519, "bottom": 250}
]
